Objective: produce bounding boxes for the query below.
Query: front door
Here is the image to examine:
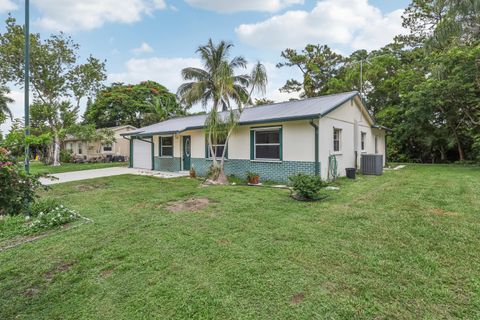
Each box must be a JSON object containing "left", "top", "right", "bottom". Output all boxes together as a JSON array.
[{"left": 182, "top": 136, "right": 191, "bottom": 170}]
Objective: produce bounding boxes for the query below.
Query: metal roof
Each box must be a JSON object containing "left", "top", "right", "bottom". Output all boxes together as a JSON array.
[{"left": 123, "top": 91, "right": 365, "bottom": 137}]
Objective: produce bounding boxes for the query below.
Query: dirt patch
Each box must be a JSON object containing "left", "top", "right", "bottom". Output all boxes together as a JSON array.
[
  {"left": 25, "top": 286, "right": 40, "bottom": 297},
  {"left": 429, "top": 208, "right": 459, "bottom": 216},
  {"left": 167, "top": 198, "right": 211, "bottom": 213},
  {"left": 44, "top": 262, "right": 74, "bottom": 281},
  {"left": 291, "top": 292, "right": 305, "bottom": 305},
  {"left": 75, "top": 183, "right": 106, "bottom": 191},
  {"left": 100, "top": 268, "right": 114, "bottom": 278}
]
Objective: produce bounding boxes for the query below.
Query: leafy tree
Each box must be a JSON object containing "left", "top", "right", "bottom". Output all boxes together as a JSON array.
[
  {"left": 0, "top": 85, "right": 13, "bottom": 126},
  {"left": 0, "top": 17, "right": 106, "bottom": 166},
  {"left": 277, "top": 44, "right": 344, "bottom": 98},
  {"left": 1, "top": 118, "right": 51, "bottom": 159},
  {"left": 178, "top": 39, "right": 267, "bottom": 184},
  {"left": 255, "top": 98, "right": 275, "bottom": 106},
  {"left": 84, "top": 81, "right": 182, "bottom": 128}
]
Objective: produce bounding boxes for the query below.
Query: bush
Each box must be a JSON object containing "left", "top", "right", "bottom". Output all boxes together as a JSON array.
[
  {"left": 0, "top": 148, "right": 44, "bottom": 216},
  {"left": 26, "top": 205, "right": 80, "bottom": 233},
  {"left": 60, "top": 149, "right": 73, "bottom": 163},
  {"left": 289, "top": 173, "right": 327, "bottom": 200}
]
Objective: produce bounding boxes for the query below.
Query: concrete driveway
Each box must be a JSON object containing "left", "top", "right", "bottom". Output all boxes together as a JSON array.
[{"left": 40, "top": 167, "right": 189, "bottom": 185}]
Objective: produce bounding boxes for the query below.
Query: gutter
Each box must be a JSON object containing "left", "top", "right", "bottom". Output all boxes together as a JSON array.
[{"left": 309, "top": 119, "right": 320, "bottom": 177}]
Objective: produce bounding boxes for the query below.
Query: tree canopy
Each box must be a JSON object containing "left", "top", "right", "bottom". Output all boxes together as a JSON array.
[{"left": 84, "top": 81, "right": 184, "bottom": 128}]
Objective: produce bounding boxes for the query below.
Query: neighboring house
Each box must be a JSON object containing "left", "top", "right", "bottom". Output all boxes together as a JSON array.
[
  {"left": 122, "top": 91, "right": 389, "bottom": 181},
  {"left": 65, "top": 125, "right": 137, "bottom": 161}
]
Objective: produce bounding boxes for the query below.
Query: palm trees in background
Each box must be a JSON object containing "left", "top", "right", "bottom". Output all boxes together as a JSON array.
[
  {"left": 177, "top": 39, "right": 268, "bottom": 184},
  {"left": 0, "top": 85, "right": 13, "bottom": 125}
]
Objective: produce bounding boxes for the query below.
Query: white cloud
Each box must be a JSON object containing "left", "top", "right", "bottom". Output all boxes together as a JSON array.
[
  {"left": 132, "top": 42, "right": 154, "bottom": 55},
  {"left": 0, "top": 0, "right": 17, "bottom": 13},
  {"left": 236, "top": 0, "right": 408, "bottom": 52},
  {"left": 108, "top": 57, "right": 203, "bottom": 94},
  {"left": 184, "top": 0, "right": 303, "bottom": 13},
  {"left": 33, "top": 0, "right": 167, "bottom": 32}
]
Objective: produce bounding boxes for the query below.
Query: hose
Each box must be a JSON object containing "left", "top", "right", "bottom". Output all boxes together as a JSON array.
[{"left": 328, "top": 154, "right": 338, "bottom": 181}]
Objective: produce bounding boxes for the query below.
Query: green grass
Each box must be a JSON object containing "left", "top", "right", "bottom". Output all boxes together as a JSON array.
[
  {"left": 1, "top": 165, "right": 479, "bottom": 319},
  {"left": 29, "top": 161, "right": 127, "bottom": 175}
]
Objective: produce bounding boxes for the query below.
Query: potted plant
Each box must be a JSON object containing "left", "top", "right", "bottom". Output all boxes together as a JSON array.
[
  {"left": 246, "top": 172, "right": 260, "bottom": 185},
  {"left": 189, "top": 166, "right": 196, "bottom": 178}
]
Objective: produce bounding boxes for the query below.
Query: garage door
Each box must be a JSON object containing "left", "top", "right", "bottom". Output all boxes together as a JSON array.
[{"left": 132, "top": 139, "right": 152, "bottom": 169}]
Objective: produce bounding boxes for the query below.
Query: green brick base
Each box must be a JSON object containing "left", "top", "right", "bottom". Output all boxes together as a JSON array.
[
  {"left": 154, "top": 157, "right": 181, "bottom": 172},
  {"left": 190, "top": 158, "right": 317, "bottom": 182}
]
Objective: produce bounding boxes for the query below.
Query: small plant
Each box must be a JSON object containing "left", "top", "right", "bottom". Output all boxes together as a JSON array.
[
  {"left": 30, "top": 198, "right": 61, "bottom": 217},
  {"left": 26, "top": 205, "right": 80, "bottom": 233},
  {"left": 289, "top": 173, "right": 327, "bottom": 200},
  {"left": 246, "top": 172, "right": 260, "bottom": 185},
  {"left": 189, "top": 166, "right": 196, "bottom": 178}
]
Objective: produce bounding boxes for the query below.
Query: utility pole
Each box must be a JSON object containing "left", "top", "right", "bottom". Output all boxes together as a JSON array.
[{"left": 24, "top": 0, "right": 30, "bottom": 174}]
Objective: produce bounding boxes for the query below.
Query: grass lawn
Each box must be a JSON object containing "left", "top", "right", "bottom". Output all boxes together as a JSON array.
[
  {"left": 28, "top": 161, "right": 127, "bottom": 175},
  {"left": 1, "top": 165, "right": 479, "bottom": 319}
]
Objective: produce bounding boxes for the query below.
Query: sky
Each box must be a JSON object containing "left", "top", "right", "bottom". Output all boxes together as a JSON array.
[{"left": 0, "top": 0, "right": 411, "bottom": 133}]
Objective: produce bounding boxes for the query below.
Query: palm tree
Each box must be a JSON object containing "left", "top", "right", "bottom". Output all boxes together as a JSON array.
[
  {"left": 0, "top": 86, "right": 13, "bottom": 124},
  {"left": 178, "top": 39, "right": 267, "bottom": 184}
]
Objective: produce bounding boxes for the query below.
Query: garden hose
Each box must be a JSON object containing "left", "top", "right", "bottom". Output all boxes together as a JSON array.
[{"left": 328, "top": 155, "right": 338, "bottom": 181}]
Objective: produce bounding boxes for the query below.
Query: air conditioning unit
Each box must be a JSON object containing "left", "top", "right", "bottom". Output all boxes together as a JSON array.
[{"left": 361, "top": 154, "right": 383, "bottom": 175}]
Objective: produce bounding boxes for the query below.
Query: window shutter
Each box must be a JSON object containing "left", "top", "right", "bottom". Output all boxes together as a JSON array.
[{"left": 279, "top": 127, "right": 283, "bottom": 161}]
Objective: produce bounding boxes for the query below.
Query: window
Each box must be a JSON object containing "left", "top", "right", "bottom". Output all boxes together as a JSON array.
[
  {"left": 160, "top": 136, "right": 174, "bottom": 157},
  {"left": 78, "top": 143, "right": 83, "bottom": 155},
  {"left": 375, "top": 136, "right": 378, "bottom": 154},
  {"left": 361, "top": 132, "right": 366, "bottom": 151},
  {"left": 67, "top": 143, "right": 73, "bottom": 151},
  {"left": 253, "top": 127, "right": 281, "bottom": 161},
  {"left": 103, "top": 144, "right": 112, "bottom": 152},
  {"left": 207, "top": 138, "right": 227, "bottom": 159},
  {"left": 333, "top": 128, "right": 341, "bottom": 152}
]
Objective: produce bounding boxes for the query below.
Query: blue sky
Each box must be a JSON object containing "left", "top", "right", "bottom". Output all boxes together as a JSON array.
[{"left": 0, "top": 0, "right": 411, "bottom": 132}]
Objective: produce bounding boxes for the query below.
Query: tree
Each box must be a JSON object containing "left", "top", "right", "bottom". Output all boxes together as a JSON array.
[
  {"left": 255, "top": 98, "right": 275, "bottom": 106},
  {"left": 0, "top": 85, "right": 13, "bottom": 126},
  {"left": 84, "top": 81, "right": 183, "bottom": 128},
  {"left": 178, "top": 39, "right": 267, "bottom": 184},
  {"left": 276, "top": 44, "right": 344, "bottom": 98},
  {"left": 0, "top": 17, "right": 106, "bottom": 166}
]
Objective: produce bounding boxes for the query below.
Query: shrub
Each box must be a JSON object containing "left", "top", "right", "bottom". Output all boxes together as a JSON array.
[
  {"left": 27, "top": 205, "right": 80, "bottom": 233},
  {"left": 0, "top": 148, "right": 44, "bottom": 216},
  {"left": 60, "top": 149, "right": 73, "bottom": 163},
  {"left": 246, "top": 171, "right": 260, "bottom": 184},
  {"left": 289, "top": 173, "right": 327, "bottom": 200}
]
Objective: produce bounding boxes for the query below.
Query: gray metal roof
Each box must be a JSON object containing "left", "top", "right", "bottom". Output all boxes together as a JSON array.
[{"left": 123, "top": 91, "right": 362, "bottom": 137}]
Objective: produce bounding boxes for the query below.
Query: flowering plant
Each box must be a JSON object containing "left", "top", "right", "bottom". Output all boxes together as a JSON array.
[{"left": 27, "top": 205, "right": 80, "bottom": 232}]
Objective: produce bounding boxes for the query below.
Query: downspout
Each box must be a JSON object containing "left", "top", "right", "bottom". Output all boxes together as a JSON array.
[{"left": 309, "top": 120, "right": 320, "bottom": 177}]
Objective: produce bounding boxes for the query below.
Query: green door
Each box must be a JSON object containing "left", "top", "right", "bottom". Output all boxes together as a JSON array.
[{"left": 182, "top": 136, "right": 191, "bottom": 170}]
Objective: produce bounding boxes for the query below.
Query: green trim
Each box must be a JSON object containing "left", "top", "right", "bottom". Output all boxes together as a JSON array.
[
  {"left": 129, "top": 138, "right": 133, "bottom": 168},
  {"left": 279, "top": 126, "right": 283, "bottom": 161},
  {"left": 250, "top": 130, "right": 254, "bottom": 160},
  {"left": 309, "top": 120, "right": 320, "bottom": 176},
  {"left": 151, "top": 137, "right": 154, "bottom": 170}
]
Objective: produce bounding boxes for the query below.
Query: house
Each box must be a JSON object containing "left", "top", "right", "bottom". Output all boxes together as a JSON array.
[
  {"left": 121, "top": 91, "right": 389, "bottom": 181},
  {"left": 65, "top": 125, "right": 137, "bottom": 161}
]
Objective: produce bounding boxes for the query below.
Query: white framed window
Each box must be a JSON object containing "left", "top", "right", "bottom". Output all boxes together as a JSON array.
[
  {"left": 102, "top": 144, "right": 113, "bottom": 152},
  {"left": 361, "top": 132, "right": 366, "bottom": 151},
  {"left": 207, "top": 138, "right": 227, "bottom": 159},
  {"left": 78, "top": 143, "right": 83, "bottom": 155},
  {"left": 253, "top": 127, "right": 281, "bottom": 161},
  {"left": 333, "top": 128, "right": 341, "bottom": 152},
  {"left": 67, "top": 143, "right": 73, "bottom": 151},
  {"left": 160, "top": 136, "right": 173, "bottom": 157}
]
